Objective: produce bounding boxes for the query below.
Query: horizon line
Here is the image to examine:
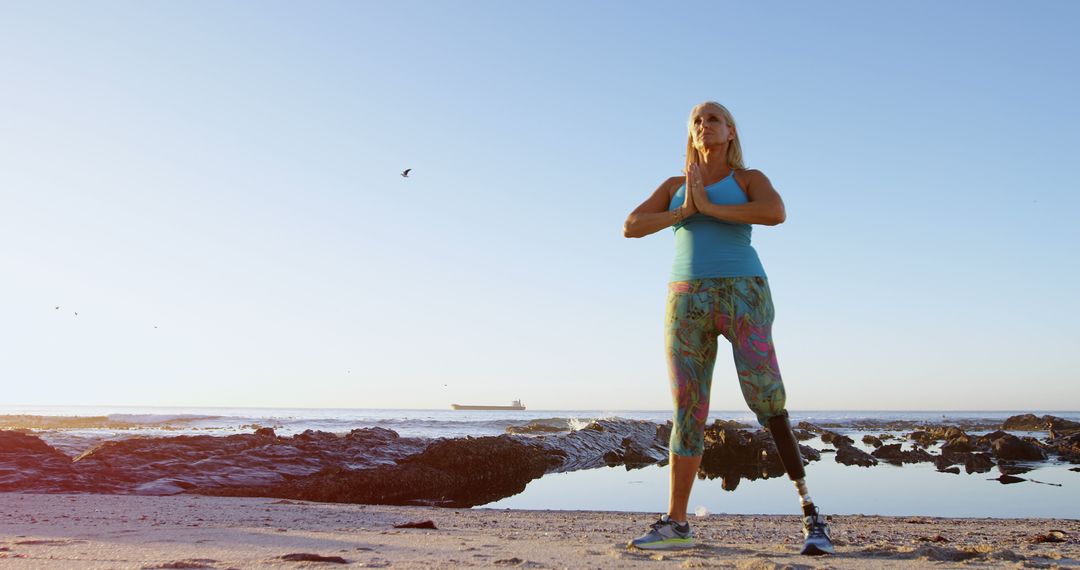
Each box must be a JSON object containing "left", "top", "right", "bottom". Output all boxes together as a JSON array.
[{"left": 1, "top": 404, "right": 1078, "bottom": 414}]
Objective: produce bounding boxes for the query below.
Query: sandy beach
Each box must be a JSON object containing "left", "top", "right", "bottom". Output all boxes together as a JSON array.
[{"left": 0, "top": 493, "right": 1076, "bottom": 568}]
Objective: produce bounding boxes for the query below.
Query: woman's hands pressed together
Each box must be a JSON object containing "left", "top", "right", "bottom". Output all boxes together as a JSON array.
[
  {"left": 686, "top": 163, "right": 711, "bottom": 215},
  {"left": 681, "top": 164, "right": 786, "bottom": 226}
]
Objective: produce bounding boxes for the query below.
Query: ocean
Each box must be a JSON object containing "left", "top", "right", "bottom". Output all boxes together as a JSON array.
[{"left": 3, "top": 406, "right": 1078, "bottom": 519}]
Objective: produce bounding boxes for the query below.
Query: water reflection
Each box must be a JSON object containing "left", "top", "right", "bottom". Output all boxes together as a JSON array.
[
  {"left": 697, "top": 454, "right": 787, "bottom": 492},
  {"left": 483, "top": 436, "right": 1080, "bottom": 519}
]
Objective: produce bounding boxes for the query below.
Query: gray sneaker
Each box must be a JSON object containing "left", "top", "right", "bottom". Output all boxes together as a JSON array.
[
  {"left": 627, "top": 515, "right": 694, "bottom": 550},
  {"left": 800, "top": 506, "right": 834, "bottom": 555}
]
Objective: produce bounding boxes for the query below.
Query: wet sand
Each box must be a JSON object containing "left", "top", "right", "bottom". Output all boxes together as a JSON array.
[{"left": 0, "top": 492, "right": 1077, "bottom": 568}]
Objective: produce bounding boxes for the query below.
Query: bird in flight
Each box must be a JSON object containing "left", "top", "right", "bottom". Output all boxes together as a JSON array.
[
  {"left": 55, "top": 306, "right": 60, "bottom": 310},
  {"left": 400, "top": 168, "right": 411, "bottom": 178}
]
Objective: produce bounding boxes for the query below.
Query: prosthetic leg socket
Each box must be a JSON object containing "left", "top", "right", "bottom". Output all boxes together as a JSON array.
[{"left": 767, "top": 412, "right": 806, "bottom": 481}]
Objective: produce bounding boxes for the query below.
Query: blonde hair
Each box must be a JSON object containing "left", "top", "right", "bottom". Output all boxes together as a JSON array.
[{"left": 685, "top": 101, "right": 745, "bottom": 175}]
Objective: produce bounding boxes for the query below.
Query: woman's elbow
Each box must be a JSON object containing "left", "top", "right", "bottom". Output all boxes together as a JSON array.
[
  {"left": 623, "top": 216, "right": 640, "bottom": 238},
  {"left": 765, "top": 207, "right": 786, "bottom": 226}
]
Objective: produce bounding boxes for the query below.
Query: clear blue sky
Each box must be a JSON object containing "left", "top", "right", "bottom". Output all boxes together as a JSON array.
[{"left": 2, "top": 1, "right": 1077, "bottom": 411}]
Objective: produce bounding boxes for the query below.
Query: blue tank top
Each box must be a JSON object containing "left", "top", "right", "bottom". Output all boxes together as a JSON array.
[{"left": 668, "top": 171, "right": 767, "bottom": 281}]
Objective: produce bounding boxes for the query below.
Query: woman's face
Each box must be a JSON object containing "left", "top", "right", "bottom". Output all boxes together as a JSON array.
[{"left": 690, "top": 107, "right": 734, "bottom": 151}]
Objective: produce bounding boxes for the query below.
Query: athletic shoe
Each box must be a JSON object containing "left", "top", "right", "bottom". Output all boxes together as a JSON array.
[
  {"left": 627, "top": 514, "right": 694, "bottom": 550},
  {"left": 800, "top": 506, "right": 835, "bottom": 555}
]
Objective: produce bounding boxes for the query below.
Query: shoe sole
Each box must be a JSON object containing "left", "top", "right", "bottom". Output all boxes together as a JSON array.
[
  {"left": 800, "top": 543, "right": 834, "bottom": 555},
  {"left": 628, "top": 539, "right": 695, "bottom": 550}
]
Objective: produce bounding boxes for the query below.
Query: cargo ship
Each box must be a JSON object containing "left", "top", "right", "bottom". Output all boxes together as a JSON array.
[{"left": 450, "top": 399, "right": 526, "bottom": 411}]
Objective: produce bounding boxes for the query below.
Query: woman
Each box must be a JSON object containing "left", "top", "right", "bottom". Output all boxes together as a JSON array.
[{"left": 622, "top": 101, "right": 833, "bottom": 555}]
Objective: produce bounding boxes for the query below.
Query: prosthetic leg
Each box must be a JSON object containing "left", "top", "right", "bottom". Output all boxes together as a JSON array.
[
  {"left": 767, "top": 412, "right": 808, "bottom": 498},
  {"left": 768, "top": 411, "right": 834, "bottom": 555}
]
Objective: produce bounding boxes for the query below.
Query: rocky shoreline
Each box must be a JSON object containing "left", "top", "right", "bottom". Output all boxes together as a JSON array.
[{"left": 1, "top": 414, "right": 1078, "bottom": 508}]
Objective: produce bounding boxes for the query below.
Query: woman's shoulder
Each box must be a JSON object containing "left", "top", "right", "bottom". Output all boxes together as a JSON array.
[
  {"left": 733, "top": 168, "right": 767, "bottom": 188},
  {"left": 664, "top": 175, "right": 686, "bottom": 198},
  {"left": 733, "top": 168, "right": 765, "bottom": 178}
]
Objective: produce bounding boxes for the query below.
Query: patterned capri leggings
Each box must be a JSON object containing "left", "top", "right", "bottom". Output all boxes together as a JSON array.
[{"left": 666, "top": 276, "right": 787, "bottom": 456}]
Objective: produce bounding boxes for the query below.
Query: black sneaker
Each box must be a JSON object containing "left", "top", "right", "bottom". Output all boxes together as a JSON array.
[{"left": 800, "top": 506, "right": 834, "bottom": 555}]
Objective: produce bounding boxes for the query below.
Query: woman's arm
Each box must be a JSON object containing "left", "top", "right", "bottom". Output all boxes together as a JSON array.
[
  {"left": 623, "top": 176, "right": 693, "bottom": 238},
  {"left": 690, "top": 168, "right": 786, "bottom": 226}
]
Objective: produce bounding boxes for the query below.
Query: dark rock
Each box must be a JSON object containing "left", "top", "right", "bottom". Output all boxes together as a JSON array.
[
  {"left": 550, "top": 419, "right": 669, "bottom": 471},
  {"left": 977, "top": 430, "right": 1010, "bottom": 447},
  {"left": 965, "top": 452, "right": 995, "bottom": 474},
  {"left": 698, "top": 425, "right": 820, "bottom": 490},
  {"left": 0, "top": 418, "right": 676, "bottom": 508},
  {"left": 862, "top": 435, "right": 883, "bottom": 448},
  {"left": 0, "top": 426, "right": 430, "bottom": 496},
  {"left": 821, "top": 430, "right": 854, "bottom": 447},
  {"left": 709, "top": 419, "right": 753, "bottom": 430},
  {"left": 995, "top": 474, "right": 1026, "bottom": 484},
  {"left": 904, "top": 426, "right": 977, "bottom": 450},
  {"left": 1051, "top": 432, "right": 1080, "bottom": 445},
  {"left": 807, "top": 428, "right": 877, "bottom": 466},
  {"left": 997, "top": 463, "right": 1033, "bottom": 475},
  {"left": 793, "top": 429, "right": 815, "bottom": 441},
  {"left": 835, "top": 445, "right": 878, "bottom": 467},
  {"left": 225, "top": 434, "right": 565, "bottom": 508},
  {"left": 940, "top": 427, "right": 966, "bottom": 440},
  {"left": 280, "top": 553, "right": 347, "bottom": 563},
  {"left": 929, "top": 427, "right": 979, "bottom": 453},
  {"left": 933, "top": 450, "right": 975, "bottom": 471},
  {"left": 1044, "top": 431, "right": 1080, "bottom": 463},
  {"left": 940, "top": 434, "right": 976, "bottom": 453},
  {"left": 1002, "top": 414, "right": 1080, "bottom": 434},
  {"left": 908, "top": 430, "right": 936, "bottom": 448},
  {"left": 70, "top": 427, "right": 427, "bottom": 495},
  {"left": 203, "top": 418, "right": 666, "bottom": 507},
  {"left": 990, "top": 434, "right": 1046, "bottom": 461},
  {"left": 394, "top": 520, "right": 437, "bottom": 529},
  {"left": 0, "top": 430, "right": 109, "bottom": 493},
  {"left": 871, "top": 443, "right": 904, "bottom": 459},
  {"left": 657, "top": 421, "right": 673, "bottom": 447},
  {"left": 871, "top": 444, "right": 934, "bottom": 465},
  {"left": 603, "top": 436, "right": 666, "bottom": 469},
  {"left": 938, "top": 466, "right": 960, "bottom": 474}
]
